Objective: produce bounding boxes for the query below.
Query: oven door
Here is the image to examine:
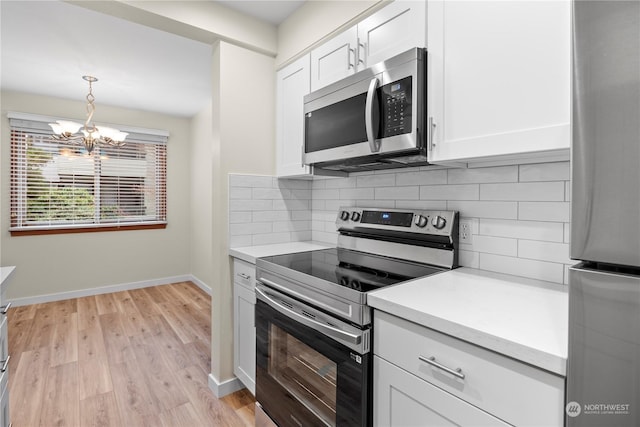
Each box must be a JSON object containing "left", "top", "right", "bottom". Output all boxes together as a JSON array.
[{"left": 255, "top": 284, "right": 371, "bottom": 427}]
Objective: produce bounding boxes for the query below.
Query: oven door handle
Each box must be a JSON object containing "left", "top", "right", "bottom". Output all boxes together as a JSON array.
[{"left": 256, "top": 285, "right": 362, "bottom": 346}]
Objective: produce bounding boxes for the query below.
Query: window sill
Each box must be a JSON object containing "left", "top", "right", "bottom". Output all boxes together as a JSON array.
[{"left": 10, "top": 222, "right": 167, "bottom": 236}]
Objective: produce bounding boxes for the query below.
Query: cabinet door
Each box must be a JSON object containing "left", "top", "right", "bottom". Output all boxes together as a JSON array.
[
  {"left": 234, "top": 282, "right": 256, "bottom": 395},
  {"left": 374, "top": 356, "right": 509, "bottom": 427},
  {"left": 428, "top": 0, "right": 570, "bottom": 163},
  {"left": 276, "top": 54, "right": 312, "bottom": 177},
  {"left": 358, "top": 0, "right": 426, "bottom": 68},
  {"left": 310, "top": 26, "right": 358, "bottom": 91}
]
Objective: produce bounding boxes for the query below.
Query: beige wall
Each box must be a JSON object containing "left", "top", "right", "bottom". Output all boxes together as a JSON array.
[
  {"left": 210, "top": 40, "right": 276, "bottom": 385},
  {"left": 0, "top": 91, "right": 192, "bottom": 301},
  {"left": 276, "top": 0, "right": 386, "bottom": 68},
  {"left": 189, "top": 103, "right": 214, "bottom": 288}
]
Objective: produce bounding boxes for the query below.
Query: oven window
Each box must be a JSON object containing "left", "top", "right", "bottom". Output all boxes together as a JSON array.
[{"left": 269, "top": 324, "right": 338, "bottom": 426}]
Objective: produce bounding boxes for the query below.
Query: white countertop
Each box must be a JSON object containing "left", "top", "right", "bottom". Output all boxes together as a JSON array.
[
  {"left": 368, "top": 267, "right": 568, "bottom": 376},
  {"left": 229, "top": 241, "right": 333, "bottom": 264},
  {"left": 0, "top": 266, "right": 16, "bottom": 290}
]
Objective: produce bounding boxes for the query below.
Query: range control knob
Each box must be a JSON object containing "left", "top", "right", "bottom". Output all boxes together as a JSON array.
[
  {"left": 432, "top": 215, "right": 447, "bottom": 230},
  {"left": 351, "top": 211, "right": 361, "bottom": 222},
  {"left": 340, "top": 210, "right": 350, "bottom": 221},
  {"left": 414, "top": 215, "right": 428, "bottom": 228}
]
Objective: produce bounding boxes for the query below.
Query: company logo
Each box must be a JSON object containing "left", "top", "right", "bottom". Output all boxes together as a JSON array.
[{"left": 566, "top": 402, "right": 582, "bottom": 417}]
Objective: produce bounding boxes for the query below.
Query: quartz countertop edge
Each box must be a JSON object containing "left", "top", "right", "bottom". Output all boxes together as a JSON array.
[
  {"left": 0, "top": 266, "right": 16, "bottom": 288},
  {"left": 367, "top": 267, "right": 568, "bottom": 377},
  {"left": 229, "top": 241, "right": 334, "bottom": 264}
]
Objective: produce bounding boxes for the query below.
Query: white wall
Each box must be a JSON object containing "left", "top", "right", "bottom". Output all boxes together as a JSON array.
[
  {"left": 0, "top": 91, "right": 192, "bottom": 301},
  {"left": 210, "top": 41, "right": 276, "bottom": 386},
  {"left": 190, "top": 103, "right": 214, "bottom": 288},
  {"left": 276, "top": 0, "right": 385, "bottom": 67}
]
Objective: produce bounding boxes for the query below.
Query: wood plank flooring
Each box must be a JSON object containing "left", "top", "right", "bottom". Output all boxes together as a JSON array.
[{"left": 7, "top": 282, "right": 255, "bottom": 427}]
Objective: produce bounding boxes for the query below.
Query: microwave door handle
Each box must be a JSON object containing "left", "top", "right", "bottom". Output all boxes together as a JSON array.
[{"left": 365, "top": 77, "right": 381, "bottom": 152}]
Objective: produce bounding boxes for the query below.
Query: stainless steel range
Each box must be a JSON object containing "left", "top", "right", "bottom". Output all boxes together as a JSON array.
[{"left": 254, "top": 207, "right": 459, "bottom": 427}]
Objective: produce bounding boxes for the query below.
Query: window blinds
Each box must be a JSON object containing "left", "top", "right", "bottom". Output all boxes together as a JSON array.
[{"left": 8, "top": 112, "right": 168, "bottom": 232}]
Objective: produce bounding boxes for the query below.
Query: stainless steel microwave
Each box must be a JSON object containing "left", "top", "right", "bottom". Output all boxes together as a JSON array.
[{"left": 303, "top": 48, "right": 429, "bottom": 172}]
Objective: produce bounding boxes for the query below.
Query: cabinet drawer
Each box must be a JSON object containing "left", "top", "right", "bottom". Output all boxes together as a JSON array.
[
  {"left": 233, "top": 259, "right": 255, "bottom": 290},
  {"left": 0, "top": 317, "right": 6, "bottom": 364},
  {"left": 374, "top": 311, "right": 564, "bottom": 427},
  {"left": 0, "top": 382, "right": 8, "bottom": 427}
]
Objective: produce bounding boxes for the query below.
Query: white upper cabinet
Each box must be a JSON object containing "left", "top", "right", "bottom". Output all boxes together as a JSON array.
[
  {"left": 427, "top": 0, "right": 571, "bottom": 164},
  {"left": 310, "top": 27, "right": 359, "bottom": 92},
  {"left": 358, "top": 0, "right": 426, "bottom": 68},
  {"left": 276, "top": 54, "right": 311, "bottom": 177},
  {"left": 310, "top": 1, "right": 427, "bottom": 92}
]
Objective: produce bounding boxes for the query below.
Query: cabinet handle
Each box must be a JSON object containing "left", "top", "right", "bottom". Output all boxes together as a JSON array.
[
  {"left": 0, "top": 303, "right": 11, "bottom": 315},
  {"left": 237, "top": 273, "right": 251, "bottom": 280},
  {"left": 1, "top": 355, "right": 9, "bottom": 373},
  {"left": 348, "top": 47, "right": 355, "bottom": 69},
  {"left": 428, "top": 117, "right": 437, "bottom": 152},
  {"left": 418, "top": 355, "right": 465, "bottom": 380},
  {"left": 357, "top": 42, "right": 365, "bottom": 65}
]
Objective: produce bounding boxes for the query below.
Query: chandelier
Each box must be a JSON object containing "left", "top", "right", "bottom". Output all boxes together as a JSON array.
[{"left": 49, "top": 76, "right": 128, "bottom": 154}]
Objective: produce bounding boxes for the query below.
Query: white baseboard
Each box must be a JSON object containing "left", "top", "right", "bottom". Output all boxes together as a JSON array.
[
  {"left": 189, "top": 274, "right": 212, "bottom": 296},
  {"left": 7, "top": 274, "right": 193, "bottom": 307},
  {"left": 208, "top": 373, "right": 245, "bottom": 398}
]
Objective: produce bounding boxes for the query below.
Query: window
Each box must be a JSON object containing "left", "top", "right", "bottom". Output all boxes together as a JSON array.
[{"left": 8, "top": 112, "right": 167, "bottom": 234}]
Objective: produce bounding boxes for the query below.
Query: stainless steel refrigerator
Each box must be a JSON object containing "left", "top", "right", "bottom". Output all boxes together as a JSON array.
[{"left": 567, "top": 1, "right": 640, "bottom": 426}]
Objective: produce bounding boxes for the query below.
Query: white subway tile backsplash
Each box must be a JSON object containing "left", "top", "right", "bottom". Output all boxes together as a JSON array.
[
  {"left": 229, "top": 187, "right": 252, "bottom": 199},
  {"left": 480, "top": 253, "right": 565, "bottom": 283},
  {"left": 519, "top": 162, "right": 570, "bottom": 182},
  {"left": 519, "top": 202, "right": 570, "bottom": 222},
  {"left": 479, "top": 219, "right": 564, "bottom": 242},
  {"left": 396, "top": 170, "right": 447, "bottom": 186},
  {"left": 473, "top": 235, "right": 518, "bottom": 256},
  {"left": 230, "top": 159, "right": 572, "bottom": 284},
  {"left": 355, "top": 199, "right": 396, "bottom": 208},
  {"left": 313, "top": 189, "right": 341, "bottom": 200},
  {"left": 229, "top": 199, "right": 273, "bottom": 211},
  {"left": 356, "top": 174, "right": 395, "bottom": 187},
  {"left": 252, "top": 232, "right": 293, "bottom": 246},
  {"left": 253, "top": 187, "right": 289, "bottom": 200},
  {"left": 230, "top": 235, "right": 252, "bottom": 248},
  {"left": 375, "top": 186, "right": 419, "bottom": 200},
  {"left": 518, "top": 240, "right": 572, "bottom": 265},
  {"left": 459, "top": 250, "right": 480, "bottom": 268},
  {"left": 229, "top": 222, "right": 272, "bottom": 236},
  {"left": 340, "top": 188, "right": 374, "bottom": 200},
  {"left": 229, "top": 211, "right": 252, "bottom": 224},
  {"left": 564, "top": 223, "right": 570, "bottom": 243},
  {"left": 325, "top": 177, "right": 358, "bottom": 188},
  {"left": 420, "top": 184, "right": 479, "bottom": 201},
  {"left": 395, "top": 200, "right": 448, "bottom": 210},
  {"left": 480, "top": 182, "right": 565, "bottom": 201},
  {"left": 447, "top": 201, "right": 518, "bottom": 219},
  {"left": 448, "top": 166, "right": 518, "bottom": 184}
]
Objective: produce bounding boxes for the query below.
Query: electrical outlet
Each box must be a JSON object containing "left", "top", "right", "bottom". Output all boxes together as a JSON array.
[{"left": 459, "top": 219, "right": 475, "bottom": 244}]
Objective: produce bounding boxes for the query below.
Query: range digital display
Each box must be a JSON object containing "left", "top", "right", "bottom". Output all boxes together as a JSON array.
[{"left": 361, "top": 210, "right": 413, "bottom": 227}]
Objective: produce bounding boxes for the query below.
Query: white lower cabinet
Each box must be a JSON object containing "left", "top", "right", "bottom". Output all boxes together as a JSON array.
[
  {"left": 232, "top": 258, "right": 256, "bottom": 395},
  {"left": 373, "top": 310, "right": 565, "bottom": 427},
  {"left": 375, "top": 356, "right": 508, "bottom": 426}
]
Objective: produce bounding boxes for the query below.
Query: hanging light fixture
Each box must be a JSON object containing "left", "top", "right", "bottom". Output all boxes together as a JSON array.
[{"left": 49, "top": 75, "right": 128, "bottom": 154}]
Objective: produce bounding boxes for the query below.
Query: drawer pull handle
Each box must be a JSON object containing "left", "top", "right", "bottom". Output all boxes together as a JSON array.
[
  {"left": 419, "top": 355, "right": 465, "bottom": 380},
  {"left": 237, "top": 273, "right": 251, "bottom": 280},
  {"left": 1, "top": 355, "right": 10, "bottom": 373},
  {"left": 0, "top": 302, "right": 11, "bottom": 315}
]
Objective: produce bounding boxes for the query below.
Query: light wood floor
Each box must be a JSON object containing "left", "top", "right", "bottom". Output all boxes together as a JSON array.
[{"left": 7, "top": 281, "right": 256, "bottom": 427}]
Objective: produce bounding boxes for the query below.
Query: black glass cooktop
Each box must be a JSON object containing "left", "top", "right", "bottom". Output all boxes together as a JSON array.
[{"left": 260, "top": 248, "right": 444, "bottom": 293}]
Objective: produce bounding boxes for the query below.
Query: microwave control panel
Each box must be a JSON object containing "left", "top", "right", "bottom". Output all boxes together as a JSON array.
[{"left": 380, "top": 76, "right": 412, "bottom": 137}]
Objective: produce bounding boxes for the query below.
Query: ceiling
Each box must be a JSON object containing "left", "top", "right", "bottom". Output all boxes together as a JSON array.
[{"left": 0, "top": 0, "right": 304, "bottom": 118}]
